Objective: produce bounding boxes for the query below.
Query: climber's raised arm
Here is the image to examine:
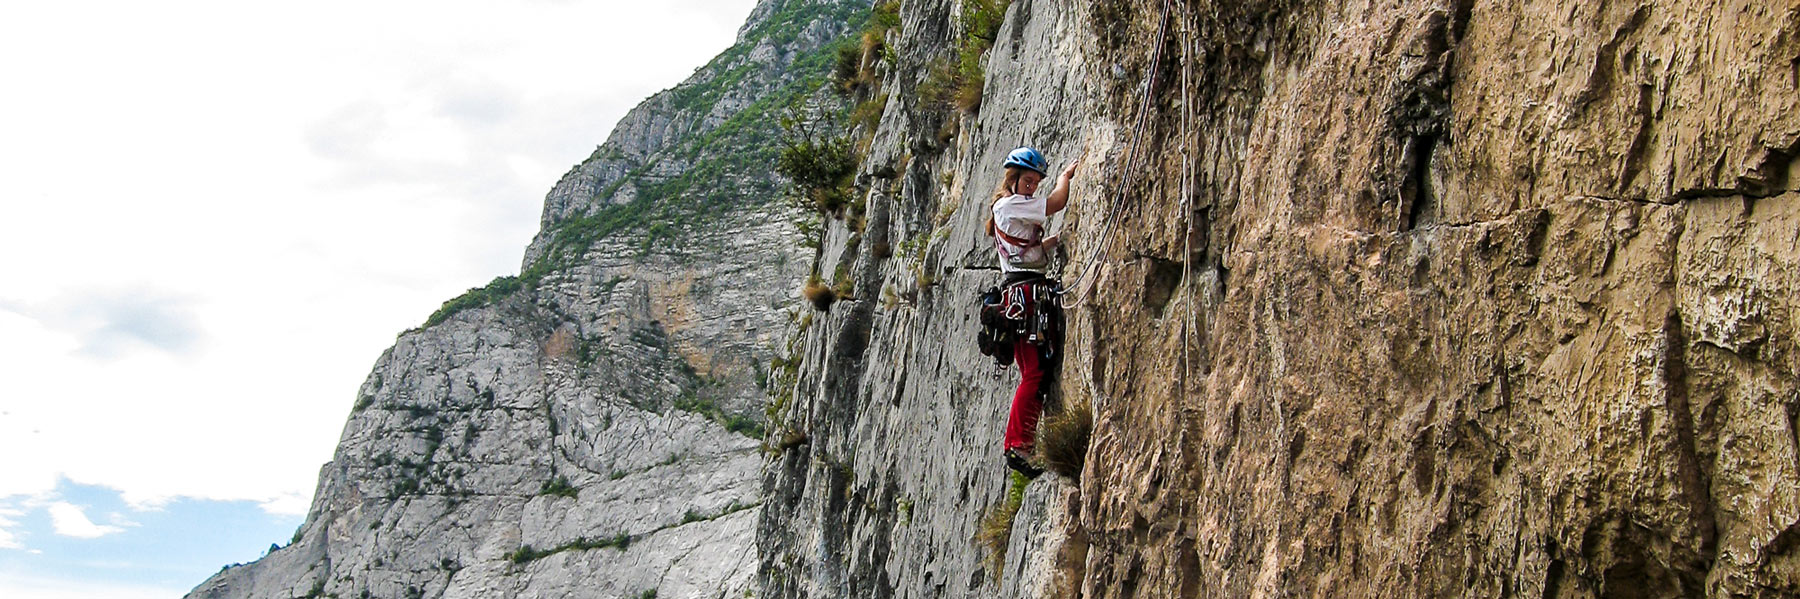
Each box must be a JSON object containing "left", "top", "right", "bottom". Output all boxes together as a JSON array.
[{"left": 1045, "top": 157, "right": 1079, "bottom": 215}]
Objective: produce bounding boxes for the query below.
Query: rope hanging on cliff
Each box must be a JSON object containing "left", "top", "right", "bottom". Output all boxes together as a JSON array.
[
  {"left": 1178, "top": 8, "right": 1196, "bottom": 397},
  {"left": 1061, "top": 0, "right": 1176, "bottom": 308}
]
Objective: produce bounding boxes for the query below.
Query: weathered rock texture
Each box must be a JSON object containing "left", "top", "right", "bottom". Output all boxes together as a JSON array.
[
  {"left": 757, "top": 0, "right": 1800, "bottom": 598},
  {"left": 184, "top": 1, "right": 863, "bottom": 598},
  {"left": 755, "top": 0, "right": 1098, "bottom": 597}
]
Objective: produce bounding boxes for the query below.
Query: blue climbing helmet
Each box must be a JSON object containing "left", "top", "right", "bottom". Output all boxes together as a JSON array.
[{"left": 1002, "top": 147, "right": 1049, "bottom": 175}]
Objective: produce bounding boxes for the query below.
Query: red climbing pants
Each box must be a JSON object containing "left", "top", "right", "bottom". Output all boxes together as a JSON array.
[{"left": 1004, "top": 338, "right": 1045, "bottom": 452}]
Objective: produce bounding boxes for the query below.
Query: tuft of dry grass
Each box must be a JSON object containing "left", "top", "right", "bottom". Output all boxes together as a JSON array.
[
  {"left": 779, "top": 429, "right": 809, "bottom": 451},
  {"left": 954, "top": 68, "right": 985, "bottom": 113},
  {"left": 1036, "top": 397, "right": 1093, "bottom": 480},
  {"left": 933, "top": 199, "right": 960, "bottom": 226},
  {"left": 802, "top": 276, "right": 837, "bottom": 311},
  {"left": 852, "top": 94, "right": 888, "bottom": 133},
  {"left": 935, "top": 117, "right": 960, "bottom": 146},
  {"left": 832, "top": 269, "right": 857, "bottom": 299},
  {"left": 913, "top": 265, "right": 937, "bottom": 293}
]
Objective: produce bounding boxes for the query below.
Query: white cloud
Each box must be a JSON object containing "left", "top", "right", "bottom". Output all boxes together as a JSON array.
[
  {"left": 0, "top": 0, "right": 761, "bottom": 519},
  {"left": 47, "top": 503, "right": 124, "bottom": 539},
  {"left": 258, "top": 493, "right": 311, "bottom": 518},
  {"left": 0, "top": 506, "right": 22, "bottom": 550},
  {"left": 6, "top": 288, "right": 208, "bottom": 361}
]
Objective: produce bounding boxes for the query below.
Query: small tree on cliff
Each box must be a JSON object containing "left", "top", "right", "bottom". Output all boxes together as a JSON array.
[{"left": 776, "top": 107, "right": 858, "bottom": 217}]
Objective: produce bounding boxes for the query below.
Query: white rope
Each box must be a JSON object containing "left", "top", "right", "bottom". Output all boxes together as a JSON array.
[
  {"left": 1178, "top": 6, "right": 1195, "bottom": 397},
  {"left": 1059, "top": 0, "right": 1175, "bottom": 308}
]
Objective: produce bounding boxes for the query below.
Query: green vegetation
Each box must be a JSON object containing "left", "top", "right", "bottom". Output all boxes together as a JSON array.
[
  {"left": 917, "top": 0, "right": 1011, "bottom": 113},
  {"left": 976, "top": 471, "right": 1032, "bottom": 581},
  {"left": 913, "top": 263, "right": 938, "bottom": 293},
  {"left": 672, "top": 393, "right": 766, "bottom": 438},
  {"left": 539, "top": 475, "right": 578, "bottom": 499},
  {"left": 372, "top": 450, "right": 436, "bottom": 499},
  {"left": 850, "top": 94, "right": 889, "bottom": 135},
  {"left": 576, "top": 337, "right": 605, "bottom": 367},
  {"left": 423, "top": 275, "right": 522, "bottom": 327},
  {"left": 953, "top": 0, "right": 1010, "bottom": 112},
  {"left": 761, "top": 310, "right": 810, "bottom": 453},
  {"left": 882, "top": 284, "right": 903, "bottom": 311},
  {"left": 831, "top": 251, "right": 857, "bottom": 298},
  {"left": 765, "top": 353, "right": 801, "bottom": 419},
  {"left": 682, "top": 501, "right": 757, "bottom": 525},
  {"left": 834, "top": 1, "right": 900, "bottom": 98},
  {"left": 776, "top": 112, "right": 859, "bottom": 216},
  {"left": 504, "top": 533, "right": 634, "bottom": 564}
]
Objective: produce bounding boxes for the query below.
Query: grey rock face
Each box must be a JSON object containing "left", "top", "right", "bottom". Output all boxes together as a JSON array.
[
  {"left": 529, "top": 0, "right": 865, "bottom": 263},
  {"left": 185, "top": 1, "right": 861, "bottom": 598},
  {"left": 755, "top": 1, "right": 1096, "bottom": 597}
]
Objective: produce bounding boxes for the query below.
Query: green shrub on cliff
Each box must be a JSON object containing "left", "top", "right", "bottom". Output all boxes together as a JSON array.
[
  {"left": 539, "top": 475, "right": 578, "bottom": 499},
  {"left": 423, "top": 275, "right": 523, "bottom": 327},
  {"left": 954, "top": 0, "right": 1010, "bottom": 112},
  {"left": 776, "top": 113, "right": 858, "bottom": 216}
]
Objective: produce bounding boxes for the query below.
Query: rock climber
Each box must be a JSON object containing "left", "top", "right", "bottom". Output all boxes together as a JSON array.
[{"left": 986, "top": 146, "right": 1078, "bottom": 478}]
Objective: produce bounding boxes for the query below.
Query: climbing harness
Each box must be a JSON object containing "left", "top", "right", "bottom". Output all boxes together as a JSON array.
[
  {"left": 973, "top": 276, "right": 1065, "bottom": 368},
  {"left": 992, "top": 223, "right": 1048, "bottom": 271}
]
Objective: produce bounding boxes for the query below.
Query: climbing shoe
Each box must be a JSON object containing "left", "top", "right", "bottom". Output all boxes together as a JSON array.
[{"left": 1004, "top": 448, "right": 1043, "bottom": 479}]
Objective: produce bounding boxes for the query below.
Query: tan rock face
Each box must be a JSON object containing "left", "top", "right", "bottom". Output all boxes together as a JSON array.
[{"left": 1062, "top": 0, "right": 1799, "bottom": 597}]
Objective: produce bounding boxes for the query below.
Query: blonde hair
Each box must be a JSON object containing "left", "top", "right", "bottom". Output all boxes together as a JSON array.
[{"left": 985, "top": 166, "right": 1028, "bottom": 237}]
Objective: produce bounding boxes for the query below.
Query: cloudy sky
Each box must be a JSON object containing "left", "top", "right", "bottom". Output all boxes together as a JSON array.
[{"left": 0, "top": 0, "right": 758, "bottom": 595}]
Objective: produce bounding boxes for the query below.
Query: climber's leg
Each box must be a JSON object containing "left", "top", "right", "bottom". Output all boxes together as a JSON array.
[{"left": 1004, "top": 338, "right": 1044, "bottom": 453}]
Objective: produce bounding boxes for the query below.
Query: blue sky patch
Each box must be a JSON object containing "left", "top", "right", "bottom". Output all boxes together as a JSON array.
[{"left": 0, "top": 479, "right": 303, "bottom": 594}]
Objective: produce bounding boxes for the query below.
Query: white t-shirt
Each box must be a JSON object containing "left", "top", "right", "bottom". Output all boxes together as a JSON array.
[{"left": 991, "top": 193, "right": 1048, "bottom": 272}]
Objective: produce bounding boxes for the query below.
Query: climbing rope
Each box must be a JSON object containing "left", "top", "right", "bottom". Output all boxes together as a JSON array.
[
  {"left": 1061, "top": 0, "right": 1176, "bottom": 309},
  {"left": 1178, "top": 7, "right": 1196, "bottom": 397}
]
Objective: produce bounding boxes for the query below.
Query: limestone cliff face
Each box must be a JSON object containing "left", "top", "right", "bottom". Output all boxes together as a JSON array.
[
  {"left": 754, "top": 0, "right": 1096, "bottom": 597},
  {"left": 758, "top": 0, "right": 1800, "bottom": 598},
  {"left": 183, "top": 2, "right": 862, "bottom": 598}
]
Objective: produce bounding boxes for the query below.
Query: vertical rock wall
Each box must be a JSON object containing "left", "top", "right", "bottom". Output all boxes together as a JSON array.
[
  {"left": 759, "top": 0, "right": 1800, "bottom": 598},
  {"left": 1064, "top": 0, "right": 1800, "bottom": 597},
  {"left": 756, "top": 0, "right": 1100, "bottom": 597}
]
